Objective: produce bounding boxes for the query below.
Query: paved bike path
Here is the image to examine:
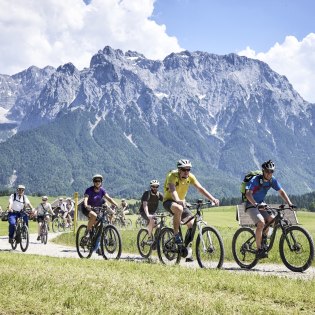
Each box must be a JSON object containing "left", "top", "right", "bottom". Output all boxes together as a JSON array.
[{"left": 0, "top": 233, "right": 314, "bottom": 280}]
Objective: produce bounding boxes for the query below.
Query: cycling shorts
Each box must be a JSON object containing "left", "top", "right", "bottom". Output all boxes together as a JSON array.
[{"left": 163, "top": 200, "right": 193, "bottom": 221}]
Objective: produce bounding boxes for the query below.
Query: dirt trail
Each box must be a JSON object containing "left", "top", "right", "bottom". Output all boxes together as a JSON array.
[{"left": 0, "top": 233, "right": 314, "bottom": 280}]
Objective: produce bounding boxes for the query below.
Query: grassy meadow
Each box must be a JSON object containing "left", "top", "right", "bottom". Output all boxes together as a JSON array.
[{"left": 1, "top": 200, "right": 315, "bottom": 314}]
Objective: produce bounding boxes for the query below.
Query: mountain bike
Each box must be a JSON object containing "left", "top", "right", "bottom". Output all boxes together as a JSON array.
[
  {"left": 113, "top": 212, "right": 132, "bottom": 229},
  {"left": 11, "top": 210, "right": 29, "bottom": 252},
  {"left": 232, "top": 204, "right": 314, "bottom": 272},
  {"left": 76, "top": 206, "right": 122, "bottom": 259},
  {"left": 135, "top": 215, "right": 147, "bottom": 229},
  {"left": 39, "top": 214, "right": 51, "bottom": 244},
  {"left": 137, "top": 213, "right": 170, "bottom": 258},
  {"left": 157, "top": 199, "right": 225, "bottom": 268},
  {"left": 52, "top": 211, "right": 73, "bottom": 232}
]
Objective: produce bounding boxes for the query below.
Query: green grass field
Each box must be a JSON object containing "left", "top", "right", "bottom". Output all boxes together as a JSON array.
[{"left": 0, "top": 204, "right": 314, "bottom": 314}]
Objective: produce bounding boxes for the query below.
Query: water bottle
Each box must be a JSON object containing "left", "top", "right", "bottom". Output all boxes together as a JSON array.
[{"left": 267, "top": 227, "right": 273, "bottom": 238}]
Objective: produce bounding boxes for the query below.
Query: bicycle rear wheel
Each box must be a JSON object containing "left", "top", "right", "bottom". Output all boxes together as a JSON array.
[
  {"left": 137, "top": 228, "right": 153, "bottom": 258},
  {"left": 76, "top": 224, "right": 93, "bottom": 259},
  {"left": 157, "top": 227, "right": 181, "bottom": 265},
  {"left": 279, "top": 225, "right": 314, "bottom": 272},
  {"left": 232, "top": 227, "right": 258, "bottom": 269},
  {"left": 101, "top": 225, "right": 122, "bottom": 260},
  {"left": 58, "top": 219, "right": 65, "bottom": 232},
  {"left": 124, "top": 218, "right": 132, "bottom": 229},
  {"left": 20, "top": 226, "right": 29, "bottom": 252},
  {"left": 196, "top": 226, "right": 224, "bottom": 269}
]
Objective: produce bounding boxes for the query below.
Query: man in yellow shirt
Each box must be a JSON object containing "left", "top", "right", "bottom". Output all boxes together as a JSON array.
[{"left": 163, "top": 159, "right": 219, "bottom": 252}]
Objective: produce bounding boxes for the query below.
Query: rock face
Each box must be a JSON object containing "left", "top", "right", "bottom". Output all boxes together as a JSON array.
[{"left": 0, "top": 46, "right": 314, "bottom": 197}]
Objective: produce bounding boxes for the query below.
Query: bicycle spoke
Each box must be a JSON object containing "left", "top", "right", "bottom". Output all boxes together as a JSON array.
[
  {"left": 232, "top": 227, "right": 258, "bottom": 269},
  {"left": 196, "top": 226, "right": 224, "bottom": 269},
  {"left": 157, "top": 227, "right": 180, "bottom": 265},
  {"left": 76, "top": 225, "right": 93, "bottom": 259},
  {"left": 101, "top": 225, "right": 122, "bottom": 260},
  {"left": 137, "top": 229, "right": 153, "bottom": 258},
  {"left": 280, "top": 226, "right": 314, "bottom": 272}
]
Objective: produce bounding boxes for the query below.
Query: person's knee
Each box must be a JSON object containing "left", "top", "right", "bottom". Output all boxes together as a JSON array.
[
  {"left": 172, "top": 204, "right": 183, "bottom": 215},
  {"left": 256, "top": 221, "right": 265, "bottom": 229}
]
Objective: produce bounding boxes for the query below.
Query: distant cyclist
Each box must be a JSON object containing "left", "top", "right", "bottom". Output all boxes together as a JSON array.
[
  {"left": 8, "top": 185, "right": 34, "bottom": 244},
  {"left": 117, "top": 199, "right": 129, "bottom": 222},
  {"left": 34, "top": 196, "right": 54, "bottom": 241},
  {"left": 245, "top": 160, "right": 294, "bottom": 259},
  {"left": 163, "top": 159, "right": 219, "bottom": 262},
  {"left": 139, "top": 180, "right": 164, "bottom": 239},
  {"left": 65, "top": 197, "right": 74, "bottom": 227},
  {"left": 82, "top": 174, "right": 118, "bottom": 238}
]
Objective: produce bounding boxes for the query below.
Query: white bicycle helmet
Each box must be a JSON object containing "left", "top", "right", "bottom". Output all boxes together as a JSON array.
[
  {"left": 17, "top": 185, "right": 25, "bottom": 189},
  {"left": 92, "top": 174, "right": 103, "bottom": 181},
  {"left": 262, "top": 160, "right": 275, "bottom": 171},
  {"left": 150, "top": 180, "right": 160, "bottom": 186},
  {"left": 177, "top": 159, "right": 192, "bottom": 169},
  {"left": 42, "top": 196, "right": 48, "bottom": 201}
]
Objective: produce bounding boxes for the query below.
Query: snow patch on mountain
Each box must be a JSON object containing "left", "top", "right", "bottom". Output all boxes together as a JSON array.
[{"left": 124, "top": 132, "right": 138, "bottom": 148}]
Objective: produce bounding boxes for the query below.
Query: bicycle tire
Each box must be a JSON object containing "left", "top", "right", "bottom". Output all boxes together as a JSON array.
[
  {"left": 124, "top": 218, "right": 132, "bottom": 229},
  {"left": 52, "top": 218, "right": 59, "bottom": 233},
  {"left": 41, "top": 223, "right": 48, "bottom": 245},
  {"left": 58, "top": 219, "right": 65, "bottom": 232},
  {"left": 137, "top": 228, "right": 153, "bottom": 258},
  {"left": 232, "top": 227, "right": 258, "bottom": 269},
  {"left": 101, "top": 225, "right": 122, "bottom": 260},
  {"left": 76, "top": 224, "right": 93, "bottom": 259},
  {"left": 156, "top": 227, "right": 181, "bottom": 265},
  {"left": 11, "top": 234, "right": 18, "bottom": 250},
  {"left": 196, "top": 226, "right": 225, "bottom": 269},
  {"left": 20, "top": 226, "right": 29, "bottom": 252},
  {"left": 279, "top": 225, "right": 314, "bottom": 272}
]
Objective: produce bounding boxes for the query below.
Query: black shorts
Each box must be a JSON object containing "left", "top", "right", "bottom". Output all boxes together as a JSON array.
[
  {"left": 81, "top": 205, "right": 90, "bottom": 218},
  {"left": 163, "top": 200, "right": 193, "bottom": 221},
  {"left": 37, "top": 215, "right": 46, "bottom": 223}
]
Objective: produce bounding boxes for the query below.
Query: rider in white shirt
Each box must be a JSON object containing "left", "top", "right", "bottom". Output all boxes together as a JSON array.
[
  {"left": 34, "top": 196, "right": 54, "bottom": 241},
  {"left": 8, "top": 185, "right": 34, "bottom": 243}
]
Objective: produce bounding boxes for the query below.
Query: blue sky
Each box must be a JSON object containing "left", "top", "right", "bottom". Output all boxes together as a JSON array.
[
  {"left": 0, "top": 0, "right": 314, "bottom": 102},
  {"left": 152, "top": 0, "right": 315, "bottom": 55}
]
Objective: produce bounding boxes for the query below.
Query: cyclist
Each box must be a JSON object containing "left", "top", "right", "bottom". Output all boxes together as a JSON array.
[
  {"left": 65, "top": 197, "right": 74, "bottom": 227},
  {"left": 163, "top": 159, "right": 219, "bottom": 262},
  {"left": 34, "top": 196, "right": 54, "bottom": 241},
  {"left": 8, "top": 185, "right": 34, "bottom": 244},
  {"left": 245, "top": 160, "right": 294, "bottom": 259},
  {"left": 120, "top": 199, "right": 130, "bottom": 219},
  {"left": 139, "top": 180, "right": 164, "bottom": 241},
  {"left": 82, "top": 174, "right": 118, "bottom": 237}
]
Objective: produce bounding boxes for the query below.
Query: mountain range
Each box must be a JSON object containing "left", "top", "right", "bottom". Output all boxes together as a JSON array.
[{"left": 0, "top": 46, "right": 314, "bottom": 198}]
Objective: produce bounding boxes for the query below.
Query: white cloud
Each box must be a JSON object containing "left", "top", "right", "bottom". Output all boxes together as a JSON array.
[
  {"left": 238, "top": 33, "right": 315, "bottom": 103},
  {"left": 0, "top": 0, "right": 182, "bottom": 75}
]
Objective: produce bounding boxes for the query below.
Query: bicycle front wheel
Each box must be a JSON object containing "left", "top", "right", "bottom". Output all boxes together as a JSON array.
[
  {"left": 232, "top": 227, "right": 258, "bottom": 269},
  {"left": 279, "top": 225, "right": 314, "bottom": 272},
  {"left": 20, "top": 226, "right": 29, "bottom": 252},
  {"left": 76, "top": 224, "right": 93, "bottom": 259},
  {"left": 41, "top": 224, "right": 48, "bottom": 244},
  {"left": 196, "top": 226, "right": 224, "bottom": 269},
  {"left": 157, "top": 227, "right": 181, "bottom": 265},
  {"left": 101, "top": 225, "right": 122, "bottom": 260},
  {"left": 137, "top": 228, "right": 153, "bottom": 258},
  {"left": 52, "top": 218, "right": 59, "bottom": 233}
]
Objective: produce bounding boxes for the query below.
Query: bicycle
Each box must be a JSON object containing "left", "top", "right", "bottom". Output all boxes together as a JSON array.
[
  {"left": 39, "top": 214, "right": 52, "bottom": 245},
  {"left": 113, "top": 212, "right": 132, "bottom": 229},
  {"left": 135, "top": 215, "right": 147, "bottom": 229},
  {"left": 137, "top": 213, "right": 170, "bottom": 258},
  {"left": 10, "top": 210, "right": 29, "bottom": 252},
  {"left": 157, "top": 199, "right": 225, "bottom": 268},
  {"left": 52, "top": 211, "right": 73, "bottom": 232},
  {"left": 76, "top": 206, "right": 122, "bottom": 259},
  {"left": 232, "top": 204, "right": 314, "bottom": 272}
]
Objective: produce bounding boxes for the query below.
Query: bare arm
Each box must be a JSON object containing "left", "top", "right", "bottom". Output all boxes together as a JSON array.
[
  {"left": 278, "top": 189, "right": 293, "bottom": 206},
  {"left": 142, "top": 201, "right": 150, "bottom": 217},
  {"left": 169, "top": 183, "right": 185, "bottom": 206},
  {"left": 105, "top": 194, "right": 118, "bottom": 207},
  {"left": 245, "top": 190, "right": 257, "bottom": 207},
  {"left": 193, "top": 182, "right": 220, "bottom": 206}
]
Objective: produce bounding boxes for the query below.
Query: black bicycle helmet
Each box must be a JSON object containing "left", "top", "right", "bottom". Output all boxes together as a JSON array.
[{"left": 262, "top": 160, "right": 275, "bottom": 171}]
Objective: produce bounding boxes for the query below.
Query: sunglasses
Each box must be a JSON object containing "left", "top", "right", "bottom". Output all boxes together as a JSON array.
[
  {"left": 180, "top": 168, "right": 191, "bottom": 172},
  {"left": 264, "top": 170, "right": 274, "bottom": 174},
  {"left": 18, "top": 188, "right": 25, "bottom": 191},
  {"left": 151, "top": 186, "right": 159, "bottom": 189},
  {"left": 94, "top": 180, "right": 102, "bottom": 183}
]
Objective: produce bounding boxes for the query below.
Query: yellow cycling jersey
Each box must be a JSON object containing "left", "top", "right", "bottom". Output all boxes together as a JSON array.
[{"left": 163, "top": 170, "right": 199, "bottom": 201}]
